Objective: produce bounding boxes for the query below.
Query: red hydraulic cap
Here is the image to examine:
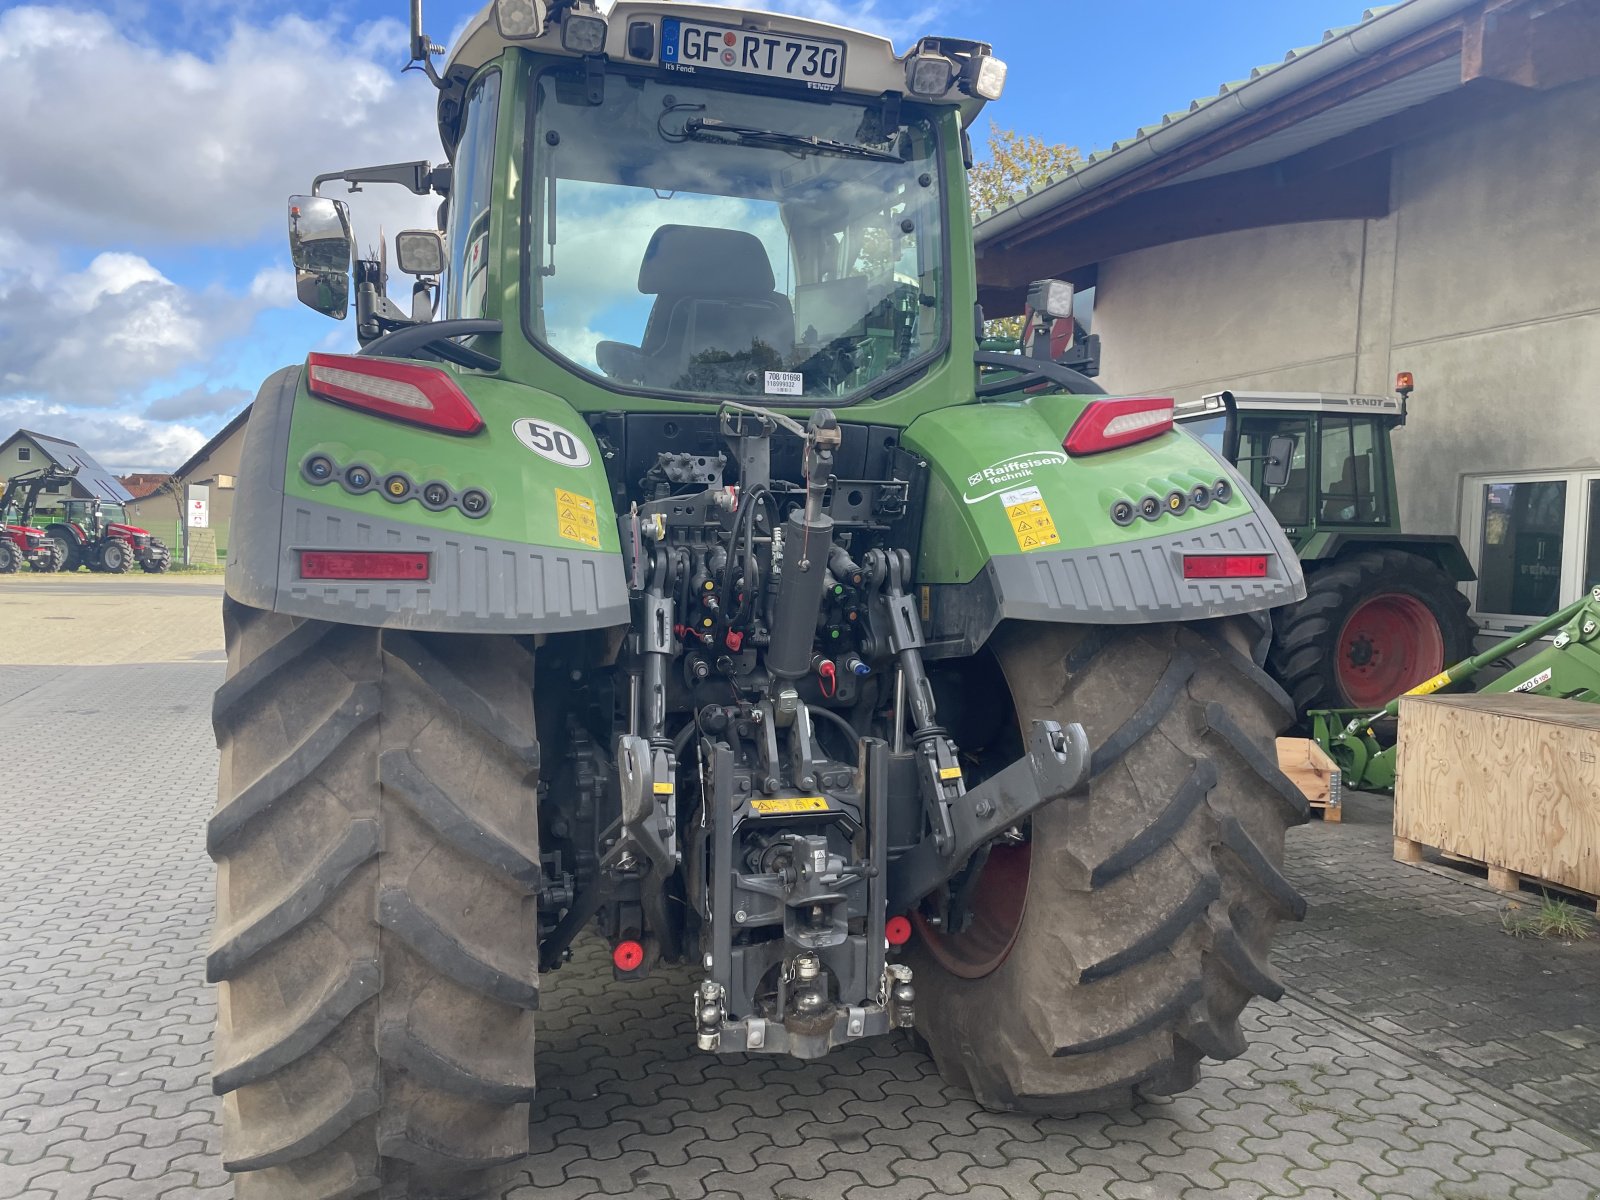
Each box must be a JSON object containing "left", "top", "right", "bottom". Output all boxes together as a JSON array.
[
  {"left": 885, "top": 916, "right": 913, "bottom": 946},
  {"left": 612, "top": 940, "right": 645, "bottom": 971}
]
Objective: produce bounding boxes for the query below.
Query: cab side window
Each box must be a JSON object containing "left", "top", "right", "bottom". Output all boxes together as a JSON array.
[
  {"left": 1319, "top": 417, "right": 1388, "bottom": 525},
  {"left": 444, "top": 71, "right": 501, "bottom": 319}
]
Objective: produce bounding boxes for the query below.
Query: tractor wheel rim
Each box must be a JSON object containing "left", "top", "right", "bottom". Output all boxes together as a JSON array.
[
  {"left": 913, "top": 842, "right": 1030, "bottom": 979},
  {"left": 1335, "top": 593, "right": 1444, "bottom": 708}
]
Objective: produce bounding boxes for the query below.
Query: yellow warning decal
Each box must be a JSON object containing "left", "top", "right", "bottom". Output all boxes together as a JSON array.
[
  {"left": 1000, "top": 485, "right": 1061, "bottom": 552},
  {"left": 750, "top": 796, "right": 831, "bottom": 815},
  {"left": 554, "top": 487, "right": 601, "bottom": 549},
  {"left": 938, "top": 766, "right": 963, "bottom": 781},
  {"left": 652, "top": 781, "right": 675, "bottom": 795}
]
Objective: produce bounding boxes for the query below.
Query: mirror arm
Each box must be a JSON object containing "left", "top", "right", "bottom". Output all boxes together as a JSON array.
[{"left": 313, "top": 161, "right": 443, "bottom": 198}]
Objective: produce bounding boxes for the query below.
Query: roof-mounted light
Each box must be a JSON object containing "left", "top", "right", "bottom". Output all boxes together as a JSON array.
[
  {"left": 966, "top": 54, "right": 1007, "bottom": 101},
  {"left": 494, "top": 0, "right": 547, "bottom": 40},
  {"left": 906, "top": 53, "right": 956, "bottom": 97},
  {"left": 562, "top": 11, "right": 606, "bottom": 53}
]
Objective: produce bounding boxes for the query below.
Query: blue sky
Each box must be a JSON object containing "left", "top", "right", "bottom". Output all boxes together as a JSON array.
[{"left": 0, "top": 0, "right": 1370, "bottom": 471}]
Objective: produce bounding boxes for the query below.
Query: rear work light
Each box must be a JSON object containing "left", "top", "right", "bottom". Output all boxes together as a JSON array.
[
  {"left": 1062, "top": 397, "right": 1174, "bottom": 455},
  {"left": 1182, "top": 554, "right": 1269, "bottom": 580},
  {"left": 305, "top": 353, "right": 485, "bottom": 435},
  {"left": 300, "top": 551, "right": 431, "bottom": 581}
]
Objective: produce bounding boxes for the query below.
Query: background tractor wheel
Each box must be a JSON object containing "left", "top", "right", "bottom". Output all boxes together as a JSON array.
[
  {"left": 1268, "top": 549, "right": 1476, "bottom": 712},
  {"left": 210, "top": 599, "right": 542, "bottom": 1198},
  {"left": 0, "top": 537, "right": 19, "bottom": 574},
  {"left": 141, "top": 538, "right": 173, "bottom": 573},
  {"left": 99, "top": 539, "right": 133, "bottom": 573},
  {"left": 47, "top": 529, "right": 79, "bottom": 571},
  {"left": 911, "top": 617, "right": 1307, "bottom": 1114}
]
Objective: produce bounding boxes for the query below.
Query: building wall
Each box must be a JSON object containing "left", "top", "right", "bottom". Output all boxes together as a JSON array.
[
  {"left": 1093, "top": 75, "right": 1600, "bottom": 542},
  {"left": 124, "top": 422, "right": 246, "bottom": 560},
  {"left": 1, "top": 435, "right": 71, "bottom": 517}
]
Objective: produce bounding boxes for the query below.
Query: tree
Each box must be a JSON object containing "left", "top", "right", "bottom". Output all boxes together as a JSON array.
[{"left": 968, "top": 125, "right": 1080, "bottom": 340}]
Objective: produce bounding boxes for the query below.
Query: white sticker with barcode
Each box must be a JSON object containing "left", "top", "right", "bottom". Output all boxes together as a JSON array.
[{"left": 764, "top": 371, "right": 803, "bottom": 396}]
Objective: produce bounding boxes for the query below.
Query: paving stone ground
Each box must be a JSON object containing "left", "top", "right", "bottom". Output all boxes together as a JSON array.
[{"left": 2, "top": 658, "right": 1598, "bottom": 1199}]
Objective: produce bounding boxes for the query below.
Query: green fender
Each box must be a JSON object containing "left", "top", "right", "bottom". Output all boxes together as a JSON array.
[
  {"left": 902, "top": 395, "right": 1305, "bottom": 653},
  {"left": 225, "top": 362, "right": 629, "bottom": 633}
]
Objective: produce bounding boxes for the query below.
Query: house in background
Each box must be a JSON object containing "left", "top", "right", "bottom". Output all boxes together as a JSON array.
[
  {"left": 0, "top": 429, "right": 134, "bottom": 515},
  {"left": 118, "top": 473, "right": 173, "bottom": 500},
  {"left": 974, "top": 0, "right": 1600, "bottom": 635},
  {"left": 125, "top": 407, "right": 249, "bottom": 563}
]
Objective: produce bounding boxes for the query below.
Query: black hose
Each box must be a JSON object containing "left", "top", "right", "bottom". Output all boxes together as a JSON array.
[{"left": 808, "top": 704, "right": 861, "bottom": 757}]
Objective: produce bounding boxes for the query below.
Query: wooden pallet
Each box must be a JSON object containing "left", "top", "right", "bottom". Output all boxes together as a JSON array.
[
  {"left": 1276, "top": 737, "right": 1342, "bottom": 822},
  {"left": 1393, "top": 836, "right": 1600, "bottom": 906}
]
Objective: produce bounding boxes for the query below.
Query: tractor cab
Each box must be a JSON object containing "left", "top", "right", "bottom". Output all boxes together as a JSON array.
[{"left": 1175, "top": 389, "right": 1406, "bottom": 543}]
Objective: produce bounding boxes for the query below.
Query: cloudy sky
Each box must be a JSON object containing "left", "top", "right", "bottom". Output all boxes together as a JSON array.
[{"left": 0, "top": 0, "right": 1364, "bottom": 472}]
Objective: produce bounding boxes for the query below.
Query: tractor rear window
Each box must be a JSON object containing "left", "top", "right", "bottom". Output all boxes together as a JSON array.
[{"left": 527, "top": 68, "right": 946, "bottom": 404}]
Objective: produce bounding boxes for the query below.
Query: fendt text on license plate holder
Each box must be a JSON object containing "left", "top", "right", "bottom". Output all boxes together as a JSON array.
[{"left": 660, "top": 19, "right": 845, "bottom": 91}]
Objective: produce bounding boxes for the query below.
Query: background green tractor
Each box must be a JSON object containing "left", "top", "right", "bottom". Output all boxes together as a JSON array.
[
  {"left": 1177, "top": 380, "right": 1477, "bottom": 714},
  {"left": 209, "top": 3, "right": 1312, "bottom": 1195}
]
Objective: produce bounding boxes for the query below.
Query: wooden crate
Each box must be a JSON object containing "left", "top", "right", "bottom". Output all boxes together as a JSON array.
[
  {"left": 1394, "top": 693, "right": 1600, "bottom": 898},
  {"left": 1276, "top": 737, "right": 1342, "bottom": 821}
]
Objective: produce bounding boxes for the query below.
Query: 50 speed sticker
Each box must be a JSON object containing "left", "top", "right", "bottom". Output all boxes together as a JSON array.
[
  {"left": 514, "top": 417, "right": 592, "bottom": 467},
  {"left": 1001, "top": 485, "right": 1060, "bottom": 551},
  {"left": 554, "top": 488, "right": 601, "bottom": 549}
]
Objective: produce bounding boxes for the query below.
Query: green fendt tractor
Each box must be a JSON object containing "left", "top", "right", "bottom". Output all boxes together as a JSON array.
[
  {"left": 1176, "top": 380, "right": 1477, "bottom": 714},
  {"left": 211, "top": 3, "right": 1311, "bottom": 1195}
]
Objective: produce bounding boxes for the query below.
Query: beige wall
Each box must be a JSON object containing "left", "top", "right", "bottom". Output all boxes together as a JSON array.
[
  {"left": 125, "top": 421, "right": 246, "bottom": 557},
  {"left": 1092, "top": 74, "right": 1600, "bottom": 540}
]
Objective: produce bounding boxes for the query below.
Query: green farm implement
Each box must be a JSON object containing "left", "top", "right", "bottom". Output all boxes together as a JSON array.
[{"left": 1309, "top": 586, "right": 1600, "bottom": 792}]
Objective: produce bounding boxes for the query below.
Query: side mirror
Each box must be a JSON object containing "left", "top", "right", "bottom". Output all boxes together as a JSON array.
[
  {"left": 1025, "top": 278, "right": 1074, "bottom": 320},
  {"left": 288, "top": 195, "right": 353, "bottom": 319},
  {"left": 395, "top": 230, "right": 447, "bottom": 276},
  {"left": 1262, "top": 435, "right": 1296, "bottom": 490}
]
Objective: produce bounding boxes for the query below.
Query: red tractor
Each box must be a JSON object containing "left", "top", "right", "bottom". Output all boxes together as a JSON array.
[
  {"left": 0, "top": 473, "right": 67, "bottom": 573},
  {"left": 4, "top": 466, "right": 172, "bottom": 573}
]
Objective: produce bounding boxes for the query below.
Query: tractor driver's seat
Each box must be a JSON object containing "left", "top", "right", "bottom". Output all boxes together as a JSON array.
[{"left": 595, "top": 225, "right": 794, "bottom": 389}]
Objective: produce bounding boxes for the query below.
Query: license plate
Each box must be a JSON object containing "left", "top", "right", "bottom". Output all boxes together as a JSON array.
[{"left": 660, "top": 18, "right": 845, "bottom": 92}]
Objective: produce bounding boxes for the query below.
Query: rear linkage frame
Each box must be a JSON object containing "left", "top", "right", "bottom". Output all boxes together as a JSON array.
[{"left": 536, "top": 403, "right": 1088, "bottom": 1059}]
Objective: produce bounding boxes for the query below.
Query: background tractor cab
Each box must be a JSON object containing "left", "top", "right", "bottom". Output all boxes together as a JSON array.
[{"left": 1176, "top": 375, "right": 1477, "bottom": 713}]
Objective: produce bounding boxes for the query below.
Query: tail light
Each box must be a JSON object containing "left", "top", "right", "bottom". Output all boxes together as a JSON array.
[
  {"left": 1182, "top": 554, "right": 1269, "bottom": 580},
  {"left": 300, "top": 550, "right": 431, "bottom": 580},
  {"left": 1063, "top": 397, "right": 1174, "bottom": 456},
  {"left": 305, "top": 353, "right": 485, "bottom": 436}
]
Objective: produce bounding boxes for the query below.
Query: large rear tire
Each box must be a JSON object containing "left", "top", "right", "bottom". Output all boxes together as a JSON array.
[
  {"left": 209, "top": 599, "right": 542, "bottom": 1198},
  {"left": 1269, "top": 549, "right": 1476, "bottom": 712},
  {"left": 911, "top": 617, "right": 1307, "bottom": 1114}
]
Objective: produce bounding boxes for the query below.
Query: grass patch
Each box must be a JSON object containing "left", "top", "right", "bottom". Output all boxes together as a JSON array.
[{"left": 1501, "top": 894, "right": 1594, "bottom": 941}]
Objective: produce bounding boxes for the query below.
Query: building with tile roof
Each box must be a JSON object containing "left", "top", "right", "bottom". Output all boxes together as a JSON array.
[{"left": 974, "top": 0, "right": 1600, "bottom": 635}]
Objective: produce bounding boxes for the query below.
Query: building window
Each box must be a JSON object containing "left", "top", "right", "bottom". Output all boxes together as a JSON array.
[
  {"left": 17, "top": 447, "right": 29, "bottom": 461},
  {"left": 1460, "top": 472, "right": 1600, "bottom": 630}
]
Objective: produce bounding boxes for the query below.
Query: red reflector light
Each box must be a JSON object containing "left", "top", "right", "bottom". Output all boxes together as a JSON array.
[
  {"left": 305, "top": 353, "right": 485, "bottom": 435},
  {"left": 1182, "top": 554, "right": 1269, "bottom": 580},
  {"left": 612, "top": 940, "right": 645, "bottom": 971},
  {"left": 885, "top": 915, "right": 913, "bottom": 946},
  {"left": 299, "top": 551, "right": 430, "bottom": 580},
  {"left": 1063, "top": 397, "right": 1174, "bottom": 455}
]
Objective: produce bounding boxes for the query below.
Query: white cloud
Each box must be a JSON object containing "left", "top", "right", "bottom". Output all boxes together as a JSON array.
[
  {"left": 0, "top": 248, "right": 286, "bottom": 409},
  {"left": 145, "top": 384, "right": 252, "bottom": 422},
  {"left": 0, "top": 6, "right": 441, "bottom": 247},
  {"left": 0, "top": 396, "right": 208, "bottom": 473}
]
